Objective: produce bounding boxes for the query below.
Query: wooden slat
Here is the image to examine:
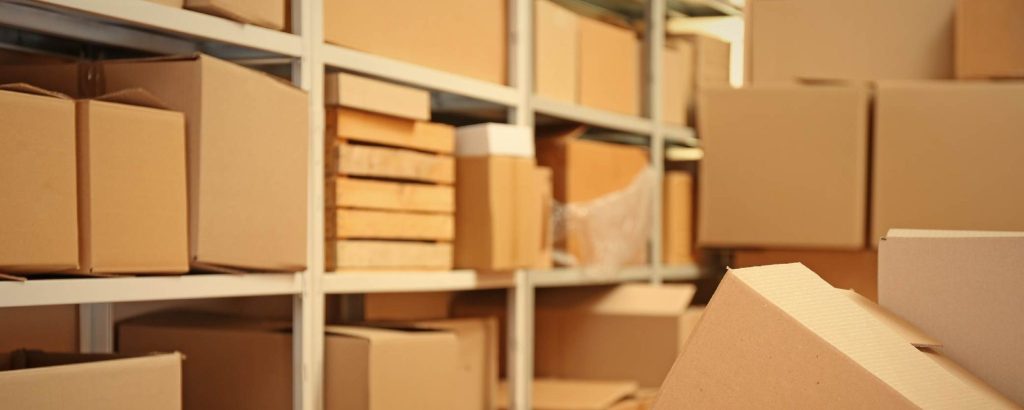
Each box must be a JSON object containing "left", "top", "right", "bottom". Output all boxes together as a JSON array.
[
  {"left": 336, "top": 143, "right": 454, "bottom": 184},
  {"left": 333, "top": 240, "right": 453, "bottom": 270},
  {"left": 334, "top": 177, "right": 454, "bottom": 213},
  {"left": 334, "top": 209, "right": 454, "bottom": 240},
  {"left": 328, "top": 108, "right": 454, "bottom": 154}
]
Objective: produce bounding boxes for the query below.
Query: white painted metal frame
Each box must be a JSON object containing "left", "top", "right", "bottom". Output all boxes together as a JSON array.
[{"left": 0, "top": 1, "right": 701, "bottom": 409}]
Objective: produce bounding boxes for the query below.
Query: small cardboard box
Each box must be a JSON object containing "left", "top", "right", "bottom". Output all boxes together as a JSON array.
[
  {"left": 661, "top": 171, "right": 693, "bottom": 265},
  {"left": 956, "top": 0, "right": 1024, "bottom": 79},
  {"left": 879, "top": 229, "right": 1024, "bottom": 405},
  {"left": 0, "top": 84, "right": 78, "bottom": 273},
  {"left": 734, "top": 249, "right": 878, "bottom": 301},
  {"left": 118, "top": 311, "right": 293, "bottom": 410},
  {"left": 698, "top": 84, "right": 869, "bottom": 249},
  {"left": 76, "top": 90, "right": 188, "bottom": 274},
  {"left": 396, "top": 318, "right": 500, "bottom": 410},
  {"left": 745, "top": 0, "right": 955, "bottom": 83},
  {"left": 497, "top": 379, "right": 639, "bottom": 410},
  {"left": 578, "top": 16, "right": 639, "bottom": 115},
  {"left": 662, "top": 42, "right": 692, "bottom": 126},
  {"left": 454, "top": 124, "right": 542, "bottom": 270},
  {"left": 0, "top": 306, "right": 78, "bottom": 352},
  {"left": 325, "top": 326, "right": 458, "bottom": 410},
  {"left": 185, "top": 0, "right": 286, "bottom": 31},
  {"left": 536, "top": 126, "right": 650, "bottom": 266},
  {"left": 323, "top": 0, "right": 506, "bottom": 84},
  {"left": 325, "top": 73, "right": 430, "bottom": 121},
  {"left": 102, "top": 54, "right": 309, "bottom": 272},
  {"left": 872, "top": 82, "right": 1024, "bottom": 244},
  {"left": 535, "top": 0, "right": 578, "bottom": 103},
  {"left": 0, "top": 350, "right": 183, "bottom": 410},
  {"left": 535, "top": 284, "right": 697, "bottom": 388},
  {"left": 654, "top": 263, "right": 1018, "bottom": 409}
]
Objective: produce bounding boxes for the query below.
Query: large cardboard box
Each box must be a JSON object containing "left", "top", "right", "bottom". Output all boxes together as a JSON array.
[
  {"left": 654, "top": 263, "right": 1018, "bottom": 409},
  {"left": 397, "top": 318, "right": 500, "bottom": 410},
  {"left": 0, "top": 351, "right": 182, "bottom": 410},
  {"left": 118, "top": 311, "right": 293, "bottom": 410},
  {"left": 673, "top": 34, "right": 728, "bottom": 94},
  {"left": 0, "top": 63, "right": 83, "bottom": 98},
  {"left": 0, "top": 84, "right": 78, "bottom": 273},
  {"left": 497, "top": 379, "right": 639, "bottom": 410},
  {"left": 956, "top": 0, "right": 1024, "bottom": 79},
  {"left": 872, "top": 82, "right": 1024, "bottom": 244},
  {"left": 184, "top": 0, "right": 286, "bottom": 31},
  {"left": 578, "top": 17, "right": 640, "bottom": 115},
  {"left": 698, "top": 85, "right": 869, "bottom": 249},
  {"left": 879, "top": 229, "right": 1024, "bottom": 405},
  {"left": 535, "top": 0, "right": 578, "bottom": 103},
  {"left": 102, "top": 54, "right": 309, "bottom": 272},
  {"left": 0, "top": 306, "right": 78, "bottom": 352},
  {"left": 325, "top": 326, "right": 458, "bottom": 410},
  {"left": 535, "top": 284, "right": 696, "bottom": 387},
  {"left": 76, "top": 91, "right": 188, "bottom": 274},
  {"left": 325, "top": 73, "right": 430, "bottom": 121},
  {"left": 536, "top": 127, "right": 651, "bottom": 266},
  {"left": 745, "top": 0, "right": 956, "bottom": 83},
  {"left": 661, "top": 171, "right": 693, "bottom": 265},
  {"left": 323, "top": 0, "right": 506, "bottom": 84},
  {"left": 454, "top": 124, "right": 542, "bottom": 270},
  {"left": 662, "top": 43, "right": 692, "bottom": 126},
  {"left": 733, "top": 249, "right": 878, "bottom": 301}
]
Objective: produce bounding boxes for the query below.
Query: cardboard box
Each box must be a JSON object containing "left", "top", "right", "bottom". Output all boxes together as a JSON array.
[
  {"left": 102, "top": 54, "right": 309, "bottom": 272},
  {"left": 0, "top": 351, "right": 183, "bottom": 410},
  {"left": 534, "top": 166, "right": 555, "bottom": 269},
  {"left": 323, "top": 0, "right": 506, "bottom": 84},
  {"left": 536, "top": 126, "right": 650, "bottom": 266},
  {"left": 535, "top": 0, "right": 578, "bottom": 103},
  {"left": 879, "top": 229, "right": 1024, "bottom": 405},
  {"left": 662, "top": 171, "right": 693, "bottom": 265},
  {"left": 397, "top": 318, "right": 500, "bottom": 410},
  {"left": 578, "top": 17, "right": 639, "bottom": 115},
  {"left": 734, "top": 249, "right": 878, "bottom": 301},
  {"left": 662, "top": 43, "right": 692, "bottom": 126},
  {"left": 535, "top": 284, "right": 696, "bottom": 387},
  {"left": 118, "top": 311, "right": 293, "bottom": 410},
  {"left": 184, "top": 0, "right": 285, "bottom": 31},
  {"left": 76, "top": 91, "right": 188, "bottom": 274},
  {"left": 679, "top": 306, "right": 704, "bottom": 349},
  {"left": 0, "top": 63, "right": 83, "bottom": 98},
  {"left": 873, "top": 82, "right": 1024, "bottom": 244},
  {"left": 745, "top": 0, "right": 956, "bottom": 83},
  {"left": 0, "top": 84, "right": 78, "bottom": 273},
  {"left": 325, "top": 73, "right": 430, "bottom": 121},
  {"left": 331, "top": 240, "right": 453, "bottom": 271},
  {"left": 454, "top": 124, "right": 542, "bottom": 270},
  {"left": 146, "top": 0, "right": 184, "bottom": 7},
  {"left": 324, "top": 326, "right": 458, "bottom": 410},
  {"left": 698, "top": 85, "right": 869, "bottom": 249},
  {"left": 0, "top": 306, "right": 78, "bottom": 352},
  {"left": 497, "top": 379, "right": 639, "bottom": 410},
  {"left": 956, "top": 0, "right": 1024, "bottom": 79},
  {"left": 654, "top": 263, "right": 1018, "bottom": 409},
  {"left": 364, "top": 292, "right": 453, "bottom": 322}
]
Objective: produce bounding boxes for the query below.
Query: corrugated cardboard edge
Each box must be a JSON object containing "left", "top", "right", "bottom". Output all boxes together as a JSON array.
[
  {"left": 0, "top": 82, "right": 71, "bottom": 99},
  {"left": 93, "top": 88, "right": 171, "bottom": 110}
]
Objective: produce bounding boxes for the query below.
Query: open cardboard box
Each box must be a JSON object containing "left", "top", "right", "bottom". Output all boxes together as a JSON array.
[{"left": 655, "top": 263, "right": 1018, "bottom": 408}]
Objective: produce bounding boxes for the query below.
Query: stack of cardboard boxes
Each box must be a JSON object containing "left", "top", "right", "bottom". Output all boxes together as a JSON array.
[
  {"left": 707, "top": 0, "right": 1024, "bottom": 301},
  {"left": 324, "top": 73, "right": 456, "bottom": 271},
  {"left": 0, "top": 54, "right": 310, "bottom": 275}
]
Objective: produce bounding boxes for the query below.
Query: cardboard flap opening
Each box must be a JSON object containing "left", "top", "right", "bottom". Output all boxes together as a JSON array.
[
  {"left": 325, "top": 325, "right": 445, "bottom": 340},
  {"left": 839, "top": 288, "right": 942, "bottom": 348},
  {"left": 0, "top": 82, "right": 71, "bottom": 99},
  {"left": 94, "top": 88, "right": 170, "bottom": 110}
]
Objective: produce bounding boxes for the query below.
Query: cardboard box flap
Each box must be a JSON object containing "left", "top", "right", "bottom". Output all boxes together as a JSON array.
[
  {"left": 0, "top": 82, "right": 70, "bottom": 99},
  {"left": 102, "top": 53, "right": 302, "bottom": 91},
  {"left": 94, "top": 88, "right": 170, "bottom": 110},
  {"left": 654, "top": 263, "right": 1017, "bottom": 409},
  {"left": 886, "top": 228, "right": 1024, "bottom": 239},
  {"left": 8, "top": 350, "right": 183, "bottom": 370},
  {"left": 324, "top": 325, "right": 449, "bottom": 341},
  {"left": 839, "top": 289, "right": 941, "bottom": 348},
  {"left": 537, "top": 124, "right": 587, "bottom": 142},
  {"left": 919, "top": 348, "right": 1021, "bottom": 409},
  {"left": 498, "top": 379, "right": 638, "bottom": 410}
]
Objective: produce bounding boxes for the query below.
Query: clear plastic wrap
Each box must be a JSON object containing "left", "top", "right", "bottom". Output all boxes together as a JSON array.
[{"left": 551, "top": 168, "right": 655, "bottom": 272}]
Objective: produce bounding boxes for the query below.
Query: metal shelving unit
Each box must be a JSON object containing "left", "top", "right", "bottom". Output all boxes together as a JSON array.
[{"left": 0, "top": 1, "right": 706, "bottom": 409}]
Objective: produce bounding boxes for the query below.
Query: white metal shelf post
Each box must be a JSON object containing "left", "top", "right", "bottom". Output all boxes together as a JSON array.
[
  {"left": 508, "top": 0, "right": 534, "bottom": 408},
  {"left": 646, "top": 0, "right": 668, "bottom": 285}
]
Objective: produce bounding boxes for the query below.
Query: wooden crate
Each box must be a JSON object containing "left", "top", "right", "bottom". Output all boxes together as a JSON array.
[
  {"left": 327, "top": 108, "right": 454, "bottom": 154},
  {"left": 331, "top": 209, "right": 453, "bottom": 241},
  {"left": 333, "top": 142, "right": 454, "bottom": 184},
  {"left": 330, "top": 177, "right": 454, "bottom": 213}
]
